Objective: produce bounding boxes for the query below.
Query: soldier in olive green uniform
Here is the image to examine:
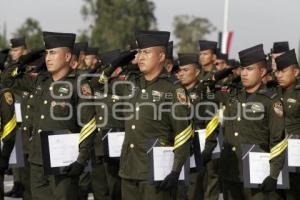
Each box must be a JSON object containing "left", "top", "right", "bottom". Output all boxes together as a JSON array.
[
  {"left": 118, "top": 31, "right": 192, "bottom": 200},
  {"left": 5, "top": 37, "right": 28, "bottom": 198},
  {"left": 177, "top": 53, "right": 220, "bottom": 200},
  {"left": 274, "top": 49, "right": 300, "bottom": 200},
  {"left": 90, "top": 49, "right": 123, "bottom": 200},
  {"left": 270, "top": 42, "right": 290, "bottom": 73},
  {"left": 70, "top": 42, "right": 88, "bottom": 70},
  {"left": 0, "top": 87, "right": 17, "bottom": 200},
  {"left": 198, "top": 40, "right": 221, "bottom": 200},
  {"left": 2, "top": 31, "right": 96, "bottom": 200},
  {"left": 198, "top": 40, "right": 217, "bottom": 83},
  {"left": 220, "top": 44, "right": 286, "bottom": 200}
]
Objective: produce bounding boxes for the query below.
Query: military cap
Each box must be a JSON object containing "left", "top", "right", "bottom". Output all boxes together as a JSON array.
[
  {"left": 99, "top": 49, "right": 121, "bottom": 66},
  {"left": 275, "top": 49, "right": 298, "bottom": 70},
  {"left": 216, "top": 50, "right": 228, "bottom": 61},
  {"left": 228, "top": 59, "right": 240, "bottom": 69},
  {"left": 166, "top": 41, "right": 173, "bottom": 59},
  {"left": 43, "top": 31, "right": 76, "bottom": 50},
  {"left": 272, "top": 41, "right": 289, "bottom": 54},
  {"left": 85, "top": 47, "right": 99, "bottom": 56},
  {"left": 72, "top": 42, "right": 88, "bottom": 57},
  {"left": 10, "top": 37, "right": 26, "bottom": 48},
  {"left": 129, "top": 39, "right": 138, "bottom": 50},
  {"left": 178, "top": 53, "right": 199, "bottom": 67},
  {"left": 75, "top": 42, "right": 88, "bottom": 52},
  {"left": 239, "top": 44, "right": 266, "bottom": 67},
  {"left": 135, "top": 30, "right": 170, "bottom": 49},
  {"left": 199, "top": 40, "right": 217, "bottom": 52}
]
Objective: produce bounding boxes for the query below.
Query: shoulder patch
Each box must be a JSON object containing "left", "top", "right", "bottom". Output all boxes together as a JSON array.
[
  {"left": 273, "top": 101, "right": 283, "bottom": 117},
  {"left": 4, "top": 92, "right": 13, "bottom": 105},
  {"left": 81, "top": 83, "right": 92, "bottom": 96},
  {"left": 176, "top": 88, "right": 188, "bottom": 104}
]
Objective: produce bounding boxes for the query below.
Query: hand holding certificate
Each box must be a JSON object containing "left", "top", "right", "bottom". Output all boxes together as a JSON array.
[
  {"left": 148, "top": 146, "right": 187, "bottom": 183},
  {"left": 41, "top": 130, "right": 81, "bottom": 175},
  {"left": 242, "top": 144, "right": 289, "bottom": 189},
  {"left": 195, "top": 129, "right": 221, "bottom": 158}
]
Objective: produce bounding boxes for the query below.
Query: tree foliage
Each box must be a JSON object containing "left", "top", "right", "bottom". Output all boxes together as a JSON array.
[
  {"left": 13, "top": 18, "right": 43, "bottom": 49},
  {"left": 80, "top": 0, "right": 157, "bottom": 51},
  {"left": 173, "top": 15, "right": 216, "bottom": 53}
]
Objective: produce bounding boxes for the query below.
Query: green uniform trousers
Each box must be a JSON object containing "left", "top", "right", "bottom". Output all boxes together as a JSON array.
[
  {"left": 121, "top": 178, "right": 173, "bottom": 200},
  {"left": 204, "top": 159, "right": 221, "bottom": 200},
  {"left": 285, "top": 172, "right": 300, "bottom": 200},
  {"left": 30, "top": 163, "right": 79, "bottom": 200},
  {"left": 79, "top": 172, "right": 92, "bottom": 200},
  {"left": 0, "top": 174, "right": 3, "bottom": 200},
  {"left": 20, "top": 155, "right": 32, "bottom": 200},
  {"left": 104, "top": 161, "right": 121, "bottom": 200},
  {"left": 187, "top": 171, "right": 204, "bottom": 200},
  {"left": 91, "top": 160, "right": 109, "bottom": 200}
]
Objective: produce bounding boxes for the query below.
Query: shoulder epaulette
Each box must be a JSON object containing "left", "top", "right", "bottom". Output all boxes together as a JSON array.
[{"left": 257, "top": 88, "right": 278, "bottom": 99}]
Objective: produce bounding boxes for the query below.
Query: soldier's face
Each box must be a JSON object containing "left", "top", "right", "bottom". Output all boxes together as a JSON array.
[
  {"left": 177, "top": 64, "right": 200, "bottom": 88},
  {"left": 199, "top": 50, "right": 215, "bottom": 67},
  {"left": 45, "top": 48, "right": 71, "bottom": 74},
  {"left": 138, "top": 47, "right": 165, "bottom": 74},
  {"left": 275, "top": 65, "right": 299, "bottom": 88},
  {"left": 241, "top": 64, "right": 266, "bottom": 89},
  {"left": 84, "top": 55, "right": 97, "bottom": 67},
  {"left": 70, "top": 55, "right": 79, "bottom": 69},
  {"left": 11, "top": 47, "right": 27, "bottom": 61}
]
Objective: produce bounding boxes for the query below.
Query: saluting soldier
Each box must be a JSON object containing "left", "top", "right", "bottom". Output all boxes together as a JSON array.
[
  {"left": 220, "top": 44, "right": 286, "bottom": 200},
  {"left": 118, "top": 30, "right": 192, "bottom": 200},
  {"left": 90, "top": 49, "right": 122, "bottom": 200},
  {"left": 271, "top": 42, "right": 290, "bottom": 73},
  {"left": 0, "top": 87, "right": 17, "bottom": 200},
  {"left": 177, "top": 53, "right": 219, "bottom": 200},
  {"left": 5, "top": 36, "right": 29, "bottom": 198},
  {"left": 2, "top": 31, "right": 96, "bottom": 200},
  {"left": 274, "top": 49, "right": 300, "bottom": 200},
  {"left": 70, "top": 42, "right": 88, "bottom": 70},
  {"left": 10, "top": 37, "right": 28, "bottom": 63}
]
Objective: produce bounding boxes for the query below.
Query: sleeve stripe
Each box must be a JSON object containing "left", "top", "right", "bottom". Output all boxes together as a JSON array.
[
  {"left": 174, "top": 124, "right": 193, "bottom": 150},
  {"left": 79, "top": 117, "right": 96, "bottom": 144},
  {"left": 174, "top": 124, "right": 192, "bottom": 142},
  {"left": 205, "top": 115, "right": 219, "bottom": 139},
  {"left": 1, "top": 114, "right": 17, "bottom": 140},
  {"left": 80, "top": 117, "right": 96, "bottom": 134},
  {"left": 269, "top": 137, "right": 288, "bottom": 160}
]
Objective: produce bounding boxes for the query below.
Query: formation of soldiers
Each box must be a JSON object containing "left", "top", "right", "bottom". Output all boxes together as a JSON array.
[{"left": 0, "top": 29, "right": 298, "bottom": 200}]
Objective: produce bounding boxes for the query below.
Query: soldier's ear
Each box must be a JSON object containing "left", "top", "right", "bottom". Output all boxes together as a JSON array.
[
  {"left": 212, "top": 53, "right": 217, "bottom": 62},
  {"left": 294, "top": 67, "right": 300, "bottom": 77},
  {"left": 196, "top": 68, "right": 200, "bottom": 76},
  {"left": 65, "top": 51, "right": 72, "bottom": 62},
  {"left": 260, "top": 67, "right": 267, "bottom": 77},
  {"left": 159, "top": 51, "right": 166, "bottom": 63}
]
